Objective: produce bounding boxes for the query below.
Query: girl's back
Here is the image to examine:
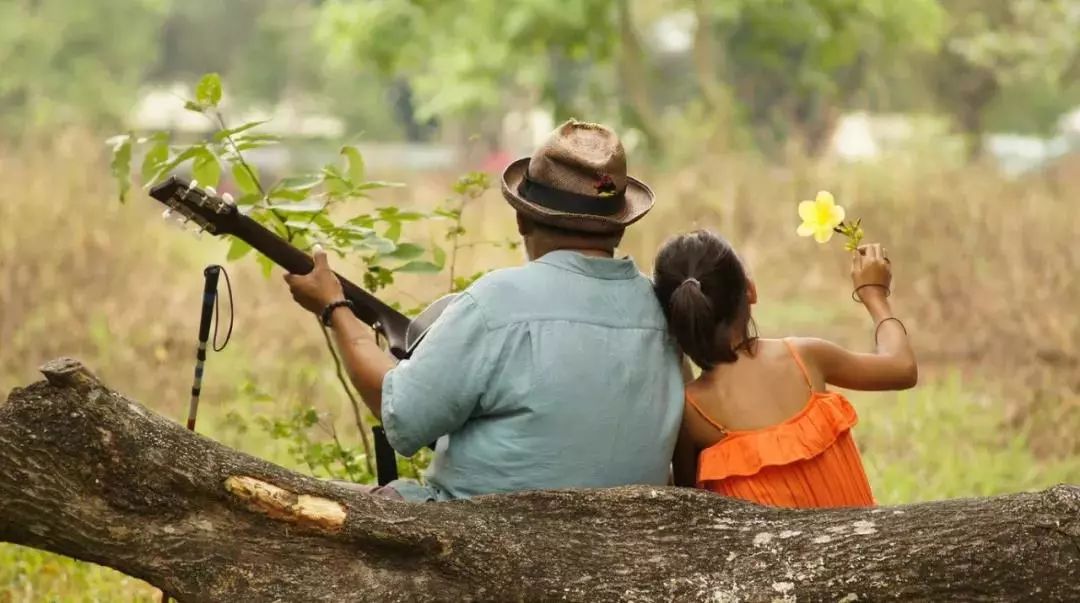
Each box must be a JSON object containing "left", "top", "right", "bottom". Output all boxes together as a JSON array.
[{"left": 683, "top": 338, "right": 874, "bottom": 508}]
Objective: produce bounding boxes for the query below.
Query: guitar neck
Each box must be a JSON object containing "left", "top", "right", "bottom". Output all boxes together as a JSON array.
[{"left": 230, "top": 213, "right": 412, "bottom": 357}]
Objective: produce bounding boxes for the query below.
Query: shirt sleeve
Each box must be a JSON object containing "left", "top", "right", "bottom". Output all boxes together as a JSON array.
[{"left": 380, "top": 292, "right": 497, "bottom": 456}]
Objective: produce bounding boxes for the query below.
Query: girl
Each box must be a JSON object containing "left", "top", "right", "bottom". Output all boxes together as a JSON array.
[{"left": 654, "top": 230, "right": 916, "bottom": 508}]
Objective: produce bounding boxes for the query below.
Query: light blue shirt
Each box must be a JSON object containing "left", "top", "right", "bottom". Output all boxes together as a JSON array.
[{"left": 381, "top": 250, "right": 684, "bottom": 501}]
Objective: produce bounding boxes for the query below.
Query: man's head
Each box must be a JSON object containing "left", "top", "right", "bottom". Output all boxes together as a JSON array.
[{"left": 500, "top": 119, "right": 653, "bottom": 258}]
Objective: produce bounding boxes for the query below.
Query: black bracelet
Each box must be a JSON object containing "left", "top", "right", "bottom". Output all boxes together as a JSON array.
[
  {"left": 874, "top": 317, "right": 908, "bottom": 345},
  {"left": 852, "top": 283, "right": 891, "bottom": 303},
  {"left": 320, "top": 299, "right": 355, "bottom": 327}
]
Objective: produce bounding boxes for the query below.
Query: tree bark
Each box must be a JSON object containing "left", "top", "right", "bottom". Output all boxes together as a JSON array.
[{"left": 2, "top": 358, "right": 1078, "bottom": 602}]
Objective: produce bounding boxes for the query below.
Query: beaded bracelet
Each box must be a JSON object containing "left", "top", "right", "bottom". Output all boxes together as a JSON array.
[{"left": 320, "top": 299, "right": 356, "bottom": 327}]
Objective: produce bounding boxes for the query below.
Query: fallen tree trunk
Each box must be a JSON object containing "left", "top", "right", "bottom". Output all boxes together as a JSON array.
[{"left": 0, "top": 359, "right": 1077, "bottom": 602}]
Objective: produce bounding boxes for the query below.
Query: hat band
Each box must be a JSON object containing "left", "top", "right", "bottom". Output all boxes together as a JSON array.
[{"left": 518, "top": 173, "right": 624, "bottom": 216}]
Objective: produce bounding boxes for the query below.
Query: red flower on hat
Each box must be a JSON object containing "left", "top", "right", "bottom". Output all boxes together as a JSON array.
[{"left": 595, "top": 174, "right": 617, "bottom": 197}]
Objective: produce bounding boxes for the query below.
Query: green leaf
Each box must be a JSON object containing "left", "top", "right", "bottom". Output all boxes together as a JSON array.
[
  {"left": 227, "top": 239, "right": 252, "bottom": 261},
  {"left": 237, "top": 193, "right": 262, "bottom": 206},
  {"left": 184, "top": 100, "right": 205, "bottom": 113},
  {"left": 232, "top": 163, "right": 260, "bottom": 195},
  {"left": 233, "top": 133, "right": 282, "bottom": 152},
  {"left": 256, "top": 253, "right": 274, "bottom": 278},
  {"left": 153, "top": 146, "right": 203, "bottom": 182},
  {"left": 140, "top": 134, "right": 169, "bottom": 185},
  {"left": 384, "top": 243, "right": 424, "bottom": 261},
  {"left": 341, "top": 145, "right": 365, "bottom": 184},
  {"left": 395, "top": 261, "right": 442, "bottom": 274},
  {"left": 354, "top": 180, "right": 405, "bottom": 190},
  {"left": 431, "top": 244, "right": 447, "bottom": 269},
  {"left": 195, "top": 73, "right": 223, "bottom": 107},
  {"left": 108, "top": 133, "right": 132, "bottom": 202},
  {"left": 214, "top": 120, "right": 269, "bottom": 142},
  {"left": 271, "top": 200, "right": 324, "bottom": 213},
  {"left": 192, "top": 148, "right": 222, "bottom": 188},
  {"left": 384, "top": 220, "right": 402, "bottom": 242},
  {"left": 270, "top": 175, "right": 323, "bottom": 199}
]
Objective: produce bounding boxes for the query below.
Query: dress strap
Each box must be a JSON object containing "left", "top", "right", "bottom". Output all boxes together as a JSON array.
[
  {"left": 782, "top": 338, "right": 813, "bottom": 391},
  {"left": 685, "top": 391, "right": 728, "bottom": 435}
]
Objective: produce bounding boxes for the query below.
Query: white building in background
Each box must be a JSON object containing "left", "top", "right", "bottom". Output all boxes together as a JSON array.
[{"left": 128, "top": 84, "right": 345, "bottom": 139}]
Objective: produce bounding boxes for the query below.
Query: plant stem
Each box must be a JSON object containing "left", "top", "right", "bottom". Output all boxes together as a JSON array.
[
  {"left": 316, "top": 317, "right": 375, "bottom": 477},
  {"left": 212, "top": 110, "right": 294, "bottom": 241}
]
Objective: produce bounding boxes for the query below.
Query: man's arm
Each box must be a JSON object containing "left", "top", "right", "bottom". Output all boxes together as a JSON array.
[
  {"left": 282, "top": 246, "right": 395, "bottom": 417},
  {"left": 283, "top": 246, "right": 499, "bottom": 455},
  {"left": 327, "top": 309, "right": 396, "bottom": 417}
]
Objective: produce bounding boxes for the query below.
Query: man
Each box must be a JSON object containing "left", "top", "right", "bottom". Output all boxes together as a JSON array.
[{"left": 285, "top": 119, "right": 683, "bottom": 501}]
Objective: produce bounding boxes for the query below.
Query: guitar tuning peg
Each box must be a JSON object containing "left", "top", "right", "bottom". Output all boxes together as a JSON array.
[
  {"left": 221, "top": 192, "right": 235, "bottom": 205},
  {"left": 187, "top": 179, "right": 199, "bottom": 191},
  {"left": 162, "top": 208, "right": 173, "bottom": 220},
  {"left": 205, "top": 186, "right": 218, "bottom": 197}
]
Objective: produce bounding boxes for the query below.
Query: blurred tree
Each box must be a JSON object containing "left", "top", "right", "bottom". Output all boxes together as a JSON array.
[
  {"left": 0, "top": 0, "right": 171, "bottom": 134},
  {"left": 314, "top": 0, "right": 946, "bottom": 157},
  {"left": 930, "top": 0, "right": 1080, "bottom": 156},
  {"left": 693, "top": 0, "right": 945, "bottom": 156}
]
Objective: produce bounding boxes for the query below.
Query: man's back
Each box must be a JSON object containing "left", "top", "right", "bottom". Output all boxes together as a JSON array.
[{"left": 381, "top": 250, "right": 684, "bottom": 500}]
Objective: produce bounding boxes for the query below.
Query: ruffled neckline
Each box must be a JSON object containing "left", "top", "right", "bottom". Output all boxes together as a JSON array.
[{"left": 697, "top": 392, "right": 860, "bottom": 483}]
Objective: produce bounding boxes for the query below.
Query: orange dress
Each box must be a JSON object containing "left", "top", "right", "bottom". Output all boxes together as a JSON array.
[{"left": 687, "top": 340, "right": 876, "bottom": 508}]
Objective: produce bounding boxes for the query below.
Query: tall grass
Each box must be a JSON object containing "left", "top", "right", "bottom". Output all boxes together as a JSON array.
[{"left": 0, "top": 132, "right": 1076, "bottom": 600}]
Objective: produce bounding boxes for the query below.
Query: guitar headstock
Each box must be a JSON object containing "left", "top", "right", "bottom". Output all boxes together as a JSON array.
[{"left": 148, "top": 176, "right": 240, "bottom": 236}]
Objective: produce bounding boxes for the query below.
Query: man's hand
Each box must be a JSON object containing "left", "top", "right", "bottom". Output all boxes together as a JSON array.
[{"left": 284, "top": 245, "right": 346, "bottom": 315}]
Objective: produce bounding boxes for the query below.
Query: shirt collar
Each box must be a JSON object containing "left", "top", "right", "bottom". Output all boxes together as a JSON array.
[{"left": 533, "top": 250, "right": 641, "bottom": 280}]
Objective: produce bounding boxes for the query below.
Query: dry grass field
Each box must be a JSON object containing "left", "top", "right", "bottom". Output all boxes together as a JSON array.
[{"left": 1, "top": 132, "right": 1077, "bottom": 601}]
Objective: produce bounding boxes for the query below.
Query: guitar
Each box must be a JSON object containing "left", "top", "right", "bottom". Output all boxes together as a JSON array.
[
  {"left": 148, "top": 175, "right": 456, "bottom": 486},
  {"left": 148, "top": 175, "right": 458, "bottom": 360}
]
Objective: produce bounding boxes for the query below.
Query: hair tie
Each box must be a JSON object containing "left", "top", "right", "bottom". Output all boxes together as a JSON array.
[{"left": 681, "top": 277, "right": 701, "bottom": 288}]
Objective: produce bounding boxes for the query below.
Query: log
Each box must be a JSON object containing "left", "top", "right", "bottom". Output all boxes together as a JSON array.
[{"left": 0, "top": 358, "right": 1077, "bottom": 602}]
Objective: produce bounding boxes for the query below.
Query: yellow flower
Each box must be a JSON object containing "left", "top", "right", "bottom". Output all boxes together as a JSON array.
[{"left": 797, "top": 190, "right": 846, "bottom": 243}]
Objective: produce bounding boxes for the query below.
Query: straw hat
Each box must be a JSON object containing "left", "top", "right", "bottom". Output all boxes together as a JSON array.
[{"left": 500, "top": 119, "right": 654, "bottom": 234}]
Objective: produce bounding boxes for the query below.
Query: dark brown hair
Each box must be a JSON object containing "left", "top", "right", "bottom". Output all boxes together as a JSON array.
[{"left": 653, "top": 230, "right": 755, "bottom": 370}]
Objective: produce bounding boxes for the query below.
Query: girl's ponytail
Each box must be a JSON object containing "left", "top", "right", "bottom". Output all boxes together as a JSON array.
[{"left": 654, "top": 231, "right": 752, "bottom": 371}]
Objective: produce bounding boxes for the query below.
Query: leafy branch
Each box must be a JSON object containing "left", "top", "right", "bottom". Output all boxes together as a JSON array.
[{"left": 106, "top": 73, "right": 473, "bottom": 484}]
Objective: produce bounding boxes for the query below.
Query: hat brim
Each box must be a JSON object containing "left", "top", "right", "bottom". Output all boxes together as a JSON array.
[{"left": 500, "top": 157, "right": 654, "bottom": 234}]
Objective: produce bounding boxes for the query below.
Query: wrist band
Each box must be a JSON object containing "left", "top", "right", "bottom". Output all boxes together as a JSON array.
[
  {"left": 321, "top": 299, "right": 355, "bottom": 326},
  {"left": 874, "top": 317, "right": 907, "bottom": 345},
  {"left": 852, "top": 283, "right": 890, "bottom": 303}
]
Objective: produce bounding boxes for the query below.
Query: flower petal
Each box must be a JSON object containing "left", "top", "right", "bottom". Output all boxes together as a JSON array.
[
  {"left": 815, "top": 190, "right": 835, "bottom": 207},
  {"left": 798, "top": 200, "right": 817, "bottom": 222},
  {"left": 814, "top": 226, "right": 834, "bottom": 243},
  {"left": 797, "top": 222, "right": 815, "bottom": 237},
  {"left": 829, "top": 204, "right": 846, "bottom": 226}
]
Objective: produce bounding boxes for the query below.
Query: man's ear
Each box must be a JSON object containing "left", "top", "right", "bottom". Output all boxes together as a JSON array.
[
  {"left": 516, "top": 213, "right": 532, "bottom": 236},
  {"left": 747, "top": 279, "right": 759, "bottom": 305}
]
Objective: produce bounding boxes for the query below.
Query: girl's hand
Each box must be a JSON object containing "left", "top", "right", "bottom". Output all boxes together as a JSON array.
[{"left": 851, "top": 243, "right": 891, "bottom": 301}]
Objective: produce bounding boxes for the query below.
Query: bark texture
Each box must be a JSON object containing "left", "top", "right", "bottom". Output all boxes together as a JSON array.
[{"left": 1, "top": 358, "right": 1078, "bottom": 602}]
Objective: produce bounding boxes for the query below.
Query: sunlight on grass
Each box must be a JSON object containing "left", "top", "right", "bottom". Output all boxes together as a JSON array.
[{"left": 858, "top": 375, "right": 1080, "bottom": 505}]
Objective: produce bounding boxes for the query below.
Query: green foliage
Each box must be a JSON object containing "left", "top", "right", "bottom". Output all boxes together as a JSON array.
[
  {"left": 859, "top": 375, "right": 1080, "bottom": 504},
  {"left": 106, "top": 73, "right": 486, "bottom": 484},
  {"left": 0, "top": 0, "right": 170, "bottom": 135},
  {"left": 255, "top": 405, "right": 372, "bottom": 482}
]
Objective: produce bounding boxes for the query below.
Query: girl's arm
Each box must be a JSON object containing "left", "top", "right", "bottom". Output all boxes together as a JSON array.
[{"left": 800, "top": 243, "right": 918, "bottom": 391}]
